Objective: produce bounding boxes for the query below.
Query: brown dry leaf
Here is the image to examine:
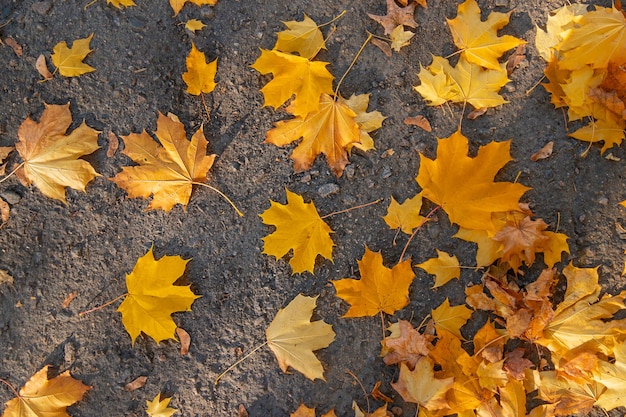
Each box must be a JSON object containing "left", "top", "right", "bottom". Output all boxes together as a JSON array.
[
  {"left": 368, "top": 0, "right": 417, "bottom": 35},
  {"left": 15, "top": 103, "right": 100, "bottom": 203},
  {"left": 125, "top": 375, "right": 147, "bottom": 392},
  {"left": 238, "top": 404, "right": 249, "bottom": 417},
  {"left": 530, "top": 141, "right": 554, "bottom": 161},
  {"left": 506, "top": 44, "right": 526, "bottom": 75},
  {"left": 465, "top": 284, "right": 497, "bottom": 311},
  {"left": 333, "top": 247, "right": 415, "bottom": 317},
  {"left": 36, "top": 54, "right": 53, "bottom": 80},
  {"left": 176, "top": 327, "right": 191, "bottom": 355},
  {"left": 106, "top": 131, "right": 119, "bottom": 158},
  {"left": 371, "top": 381, "right": 393, "bottom": 403},
  {"left": 467, "top": 107, "right": 488, "bottom": 119},
  {"left": 382, "top": 319, "right": 432, "bottom": 368},
  {"left": 0, "top": 147, "right": 12, "bottom": 164},
  {"left": 2, "top": 365, "right": 91, "bottom": 417},
  {"left": 61, "top": 291, "right": 78, "bottom": 308},
  {"left": 0, "top": 269, "right": 13, "bottom": 286},
  {"left": 493, "top": 216, "right": 549, "bottom": 265},
  {"left": 371, "top": 38, "right": 392, "bottom": 57},
  {"left": 5, "top": 38, "right": 22, "bottom": 57},
  {"left": 504, "top": 348, "right": 534, "bottom": 380},
  {"left": 404, "top": 114, "right": 432, "bottom": 131},
  {"left": 0, "top": 198, "right": 9, "bottom": 227}
]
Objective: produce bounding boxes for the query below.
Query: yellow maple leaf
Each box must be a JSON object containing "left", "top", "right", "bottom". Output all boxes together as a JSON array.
[
  {"left": 557, "top": 6, "right": 626, "bottom": 70},
  {"left": 15, "top": 103, "right": 100, "bottom": 203},
  {"left": 416, "top": 129, "right": 530, "bottom": 231},
  {"left": 275, "top": 14, "right": 325, "bottom": 59},
  {"left": 382, "top": 194, "right": 426, "bottom": 235},
  {"left": 260, "top": 189, "right": 334, "bottom": 274},
  {"left": 111, "top": 112, "right": 217, "bottom": 211},
  {"left": 453, "top": 227, "right": 501, "bottom": 267},
  {"left": 333, "top": 247, "right": 415, "bottom": 317},
  {"left": 266, "top": 294, "right": 335, "bottom": 381},
  {"left": 2, "top": 365, "right": 90, "bottom": 417},
  {"left": 535, "top": 4, "right": 587, "bottom": 61},
  {"left": 51, "top": 34, "right": 95, "bottom": 77},
  {"left": 339, "top": 93, "right": 386, "bottom": 152},
  {"left": 117, "top": 246, "right": 200, "bottom": 345},
  {"left": 107, "top": 0, "right": 135, "bottom": 8},
  {"left": 290, "top": 404, "right": 315, "bottom": 417},
  {"left": 390, "top": 25, "right": 414, "bottom": 52},
  {"left": 415, "top": 56, "right": 510, "bottom": 109},
  {"left": 169, "top": 0, "right": 216, "bottom": 16},
  {"left": 146, "top": 393, "right": 177, "bottom": 417},
  {"left": 392, "top": 358, "right": 454, "bottom": 410},
  {"left": 251, "top": 49, "right": 334, "bottom": 117},
  {"left": 265, "top": 94, "right": 361, "bottom": 176},
  {"left": 446, "top": 0, "right": 525, "bottom": 71},
  {"left": 593, "top": 342, "right": 626, "bottom": 410},
  {"left": 182, "top": 43, "right": 217, "bottom": 95},
  {"left": 184, "top": 19, "right": 206, "bottom": 33},
  {"left": 416, "top": 250, "right": 460, "bottom": 288},
  {"left": 431, "top": 298, "right": 472, "bottom": 340},
  {"left": 569, "top": 119, "right": 625, "bottom": 153}
]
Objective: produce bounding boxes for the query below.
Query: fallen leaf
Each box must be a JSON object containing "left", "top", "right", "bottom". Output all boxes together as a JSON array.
[
  {"left": 238, "top": 404, "right": 249, "bottom": 417},
  {"left": 493, "top": 216, "right": 549, "bottom": 266},
  {"left": 333, "top": 247, "right": 415, "bottom": 317},
  {"left": 182, "top": 43, "right": 217, "bottom": 95},
  {"left": 117, "top": 246, "right": 200, "bottom": 345},
  {"left": 51, "top": 33, "right": 95, "bottom": 77},
  {"left": 146, "top": 392, "right": 177, "bottom": 417},
  {"left": 0, "top": 147, "right": 12, "bottom": 163},
  {"left": 4, "top": 38, "right": 22, "bottom": 57},
  {"left": 534, "top": 4, "right": 587, "bottom": 61},
  {"left": 290, "top": 403, "right": 315, "bottom": 417},
  {"left": 176, "top": 327, "right": 191, "bottom": 355},
  {"left": 467, "top": 107, "right": 488, "bottom": 119},
  {"left": 403, "top": 114, "right": 431, "bottom": 131},
  {"left": 446, "top": 0, "right": 525, "bottom": 71},
  {"left": 390, "top": 25, "right": 414, "bottom": 52},
  {"left": 383, "top": 194, "right": 426, "bottom": 235},
  {"left": 530, "top": 141, "right": 554, "bottom": 161},
  {"left": 61, "top": 291, "right": 78, "bottom": 308},
  {"left": 371, "top": 381, "right": 393, "bottom": 403},
  {"left": 416, "top": 250, "right": 460, "bottom": 288},
  {"left": 339, "top": 93, "right": 385, "bottom": 153},
  {"left": 368, "top": 0, "right": 417, "bottom": 35},
  {"left": 371, "top": 38, "right": 392, "bottom": 57},
  {"left": 392, "top": 358, "right": 454, "bottom": 410},
  {"left": 107, "top": 0, "right": 135, "bottom": 8},
  {"left": 2, "top": 366, "right": 90, "bottom": 417},
  {"left": 0, "top": 199, "right": 9, "bottom": 227},
  {"left": 110, "top": 112, "right": 216, "bottom": 211},
  {"left": 170, "top": 0, "right": 217, "bottom": 16},
  {"left": 15, "top": 103, "right": 100, "bottom": 203},
  {"left": 106, "top": 131, "right": 119, "bottom": 158},
  {"left": 184, "top": 19, "right": 206, "bottom": 32},
  {"left": 416, "top": 129, "right": 529, "bottom": 231},
  {"left": 260, "top": 189, "right": 334, "bottom": 274},
  {"left": 382, "top": 319, "right": 432, "bottom": 368},
  {"left": 352, "top": 401, "right": 388, "bottom": 417},
  {"left": 251, "top": 49, "right": 334, "bottom": 117},
  {"left": 506, "top": 44, "right": 527, "bottom": 75},
  {"left": 275, "top": 14, "right": 325, "bottom": 59},
  {"left": 0, "top": 269, "right": 13, "bottom": 286},
  {"left": 36, "top": 54, "right": 53, "bottom": 80},
  {"left": 265, "top": 94, "right": 361, "bottom": 176},
  {"left": 431, "top": 298, "right": 472, "bottom": 340},
  {"left": 266, "top": 294, "right": 335, "bottom": 381},
  {"left": 125, "top": 375, "right": 147, "bottom": 392}
]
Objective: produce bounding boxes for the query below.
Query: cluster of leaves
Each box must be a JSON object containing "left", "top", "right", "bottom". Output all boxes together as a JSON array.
[
  {"left": 537, "top": 3, "right": 626, "bottom": 152},
  {"left": 251, "top": 14, "right": 385, "bottom": 176}
]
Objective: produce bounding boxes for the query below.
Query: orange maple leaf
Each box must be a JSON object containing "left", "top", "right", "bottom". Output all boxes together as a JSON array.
[
  {"left": 416, "top": 129, "right": 530, "bottom": 231},
  {"left": 333, "top": 247, "right": 415, "bottom": 317},
  {"left": 382, "top": 320, "right": 433, "bottom": 368}
]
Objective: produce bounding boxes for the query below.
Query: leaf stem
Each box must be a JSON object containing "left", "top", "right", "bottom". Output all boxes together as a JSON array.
[
  {"left": 320, "top": 198, "right": 382, "bottom": 219},
  {"left": 83, "top": 0, "right": 97, "bottom": 10},
  {"left": 334, "top": 32, "right": 373, "bottom": 98},
  {"left": 214, "top": 341, "right": 268, "bottom": 386},
  {"left": 0, "top": 162, "right": 24, "bottom": 185},
  {"left": 346, "top": 370, "right": 370, "bottom": 413},
  {"left": 78, "top": 293, "right": 128, "bottom": 316},
  {"left": 379, "top": 310, "right": 386, "bottom": 342},
  {"left": 200, "top": 94, "right": 211, "bottom": 122},
  {"left": 191, "top": 182, "right": 244, "bottom": 217},
  {"left": 0, "top": 378, "right": 20, "bottom": 398},
  {"left": 366, "top": 31, "right": 391, "bottom": 42},
  {"left": 399, "top": 205, "right": 441, "bottom": 263},
  {"left": 318, "top": 10, "right": 346, "bottom": 28}
]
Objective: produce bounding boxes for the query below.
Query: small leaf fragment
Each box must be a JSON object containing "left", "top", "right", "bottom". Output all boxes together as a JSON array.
[
  {"left": 36, "top": 54, "right": 53, "bottom": 80},
  {"left": 182, "top": 43, "right": 217, "bottom": 95},
  {"left": 146, "top": 393, "right": 177, "bottom": 417},
  {"left": 0, "top": 269, "right": 13, "bottom": 286},
  {"left": 404, "top": 114, "right": 431, "bottom": 131},
  {"left": 170, "top": 0, "right": 217, "bottom": 16},
  {"left": 184, "top": 19, "right": 206, "bottom": 32},
  {"left": 176, "top": 327, "right": 191, "bottom": 355},
  {"left": 107, "top": 0, "right": 136, "bottom": 8},
  {"left": 530, "top": 141, "right": 554, "bottom": 161}
]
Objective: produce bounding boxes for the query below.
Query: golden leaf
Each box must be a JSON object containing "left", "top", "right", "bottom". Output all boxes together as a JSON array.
[
  {"left": 265, "top": 94, "right": 361, "bottom": 176},
  {"left": 2, "top": 366, "right": 90, "bottom": 417},
  {"left": 382, "top": 194, "right": 426, "bottom": 235},
  {"left": 51, "top": 34, "right": 95, "bottom": 77},
  {"left": 333, "top": 247, "right": 415, "bottom": 317},
  {"left": 416, "top": 249, "right": 460, "bottom": 288},
  {"left": 251, "top": 49, "right": 334, "bottom": 117},
  {"left": 170, "top": 0, "right": 217, "bottom": 16},
  {"left": 182, "top": 43, "right": 217, "bottom": 95},
  {"left": 15, "top": 103, "right": 100, "bottom": 203},
  {"left": 431, "top": 298, "right": 472, "bottom": 340},
  {"left": 110, "top": 112, "right": 216, "bottom": 211},
  {"left": 290, "top": 404, "right": 315, "bottom": 417},
  {"left": 275, "top": 14, "right": 325, "bottom": 59},
  {"left": 393, "top": 358, "right": 453, "bottom": 410},
  {"left": 146, "top": 393, "right": 177, "bottom": 417},
  {"left": 184, "top": 19, "right": 206, "bottom": 32},
  {"left": 339, "top": 93, "right": 385, "bottom": 153},
  {"left": 117, "top": 246, "right": 200, "bottom": 345},
  {"left": 447, "top": 0, "right": 525, "bottom": 71},
  {"left": 265, "top": 294, "right": 335, "bottom": 381},
  {"left": 382, "top": 319, "right": 433, "bottom": 368},
  {"left": 390, "top": 25, "right": 414, "bottom": 52},
  {"left": 260, "top": 189, "right": 334, "bottom": 274},
  {"left": 107, "top": 0, "right": 135, "bottom": 8}
]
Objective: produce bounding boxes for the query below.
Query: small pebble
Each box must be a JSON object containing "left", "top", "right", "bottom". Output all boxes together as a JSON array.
[
  {"left": 381, "top": 165, "right": 392, "bottom": 179},
  {"left": 300, "top": 173, "right": 311, "bottom": 183},
  {"left": 1, "top": 190, "right": 21, "bottom": 205},
  {"left": 318, "top": 183, "right": 339, "bottom": 197},
  {"left": 64, "top": 342, "right": 76, "bottom": 364},
  {"left": 31, "top": 1, "right": 51, "bottom": 15},
  {"left": 598, "top": 196, "right": 608, "bottom": 205},
  {"left": 344, "top": 165, "right": 355, "bottom": 179}
]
